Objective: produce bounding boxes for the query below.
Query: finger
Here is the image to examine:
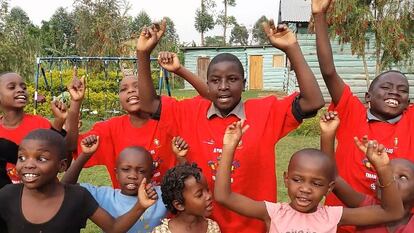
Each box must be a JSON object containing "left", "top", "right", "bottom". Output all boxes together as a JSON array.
[
  {"left": 261, "top": 21, "right": 271, "bottom": 36},
  {"left": 73, "top": 66, "right": 78, "bottom": 79},
  {"left": 353, "top": 136, "right": 366, "bottom": 151},
  {"left": 366, "top": 140, "right": 375, "bottom": 157},
  {"left": 241, "top": 124, "right": 250, "bottom": 134},
  {"left": 140, "top": 177, "right": 147, "bottom": 190}
]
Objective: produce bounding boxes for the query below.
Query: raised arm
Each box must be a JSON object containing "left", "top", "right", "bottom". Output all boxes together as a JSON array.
[
  {"left": 90, "top": 178, "right": 158, "bottom": 233},
  {"left": 263, "top": 20, "right": 324, "bottom": 114},
  {"left": 320, "top": 111, "right": 365, "bottom": 207},
  {"left": 171, "top": 136, "right": 189, "bottom": 165},
  {"left": 214, "top": 122, "right": 270, "bottom": 223},
  {"left": 158, "top": 51, "right": 209, "bottom": 99},
  {"left": 312, "top": 0, "right": 345, "bottom": 104},
  {"left": 61, "top": 135, "right": 99, "bottom": 184},
  {"left": 50, "top": 100, "right": 67, "bottom": 132},
  {"left": 339, "top": 141, "right": 404, "bottom": 226},
  {"left": 65, "top": 70, "right": 85, "bottom": 152},
  {"left": 136, "top": 19, "right": 166, "bottom": 114}
]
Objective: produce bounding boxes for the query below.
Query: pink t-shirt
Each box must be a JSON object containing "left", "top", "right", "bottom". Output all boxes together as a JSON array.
[{"left": 265, "top": 201, "right": 343, "bottom": 233}]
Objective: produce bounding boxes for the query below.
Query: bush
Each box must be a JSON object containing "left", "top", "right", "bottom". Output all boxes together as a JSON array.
[{"left": 291, "top": 108, "right": 327, "bottom": 137}]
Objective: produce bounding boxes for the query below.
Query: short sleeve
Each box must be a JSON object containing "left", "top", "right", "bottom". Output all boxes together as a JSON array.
[
  {"left": 79, "top": 186, "right": 100, "bottom": 220},
  {"left": 264, "top": 201, "right": 282, "bottom": 218},
  {"left": 326, "top": 206, "right": 343, "bottom": 225}
]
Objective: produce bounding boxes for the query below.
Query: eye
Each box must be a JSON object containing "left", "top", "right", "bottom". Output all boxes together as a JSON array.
[
  {"left": 399, "top": 175, "right": 408, "bottom": 181},
  {"left": 21, "top": 84, "right": 27, "bottom": 90},
  {"left": 291, "top": 177, "right": 302, "bottom": 183},
  {"left": 121, "top": 167, "right": 129, "bottom": 171},
  {"left": 229, "top": 77, "right": 239, "bottom": 82},
  {"left": 380, "top": 86, "right": 390, "bottom": 90},
  {"left": 138, "top": 169, "right": 146, "bottom": 174},
  {"left": 38, "top": 157, "right": 48, "bottom": 162},
  {"left": 17, "top": 155, "right": 26, "bottom": 162},
  {"left": 119, "top": 87, "right": 126, "bottom": 92},
  {"left": 313, "top": 182, "right": 323, "bottom": 187}
]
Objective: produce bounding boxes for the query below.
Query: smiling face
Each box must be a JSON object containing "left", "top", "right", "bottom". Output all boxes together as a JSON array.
[
  {"left": 119, "top": 76, "right": 140, "bottom": 113},
  {"left": 16, "top": 139, "right": 66, "bottom": 190},
  {"left": 284, "top": 150, "right": 335, "bottom": 213},
  {"left": 0, "top": 73, "right": 28, "bottom": 110},
  {"left": 207, "top": 55, "right": 245, "bottom": 117},
  {"left": 181, "top": 174, "right": 213, "bottom": 217},
  {"left": 116, "top": 147, "right": 153, "bottom": 196},
  {"left": 366, "top": 71, "right": 409, "bottom": 121}
]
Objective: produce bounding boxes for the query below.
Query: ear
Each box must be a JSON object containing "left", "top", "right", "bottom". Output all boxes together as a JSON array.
[
  {"left": 326, "top": 180, "right": 336, "bottom": 196},
  {"left": 283, "top": 171, "right": 288, "bottom": 188},
  {"left": 114, "top": 167, "right": 119, "bottom": 180},
  {"left": 172, "top": 200, "right": 185, "bottom": 212},
  {"left": 365, "top": 92, "right": 371, "bottom": 104},
  {"left": 58, "top": 159, "right": 68, "bottom": 173}
]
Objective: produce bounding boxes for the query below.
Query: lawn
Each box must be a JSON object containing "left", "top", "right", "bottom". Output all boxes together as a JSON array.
[{"left": 75, "top": 89, "right": 320, "bottom": 232}]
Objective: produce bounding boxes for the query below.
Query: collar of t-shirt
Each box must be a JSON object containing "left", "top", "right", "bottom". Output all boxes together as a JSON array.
[
  {"left": 366, "top": 109, "right": 402, "bottom": 124},
  {"left": 207, "top": 100, "right": 246, "bottom": 120}
]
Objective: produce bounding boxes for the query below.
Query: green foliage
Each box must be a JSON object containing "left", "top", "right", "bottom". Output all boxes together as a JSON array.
[
  {"left": 252, "top": 15, "right": 269, "bottom": 45},
  {"left": 129, "top": 10, "right": 151, "bottom": 36},
  {"left": 290, "top": 109, "right": 325, "bottom": 137},
  {"left": 328, "top": 0, "right": 414, "bottom": 74},
  {"left": 230, "top": 23, "right": 248, "bottom": 46},
  {"left": 194, "top": 0, "right": 216, "bottom": 46},
  {"left": 216, "top": 0, "right": 237, "bottom": 45},
  {"left": 205, "top": 35, "right": 224, "bottom": 46}
]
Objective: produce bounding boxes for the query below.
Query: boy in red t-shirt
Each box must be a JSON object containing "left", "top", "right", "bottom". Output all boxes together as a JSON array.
[
  {"left": 136, "top": 19, "right": 324, "bottom": 233},
  {"left": 75, "top": 49, "right": 209, "bottom": 187},
  {"left": 321, "top": 111, "right": 414, "bottom": 233},
  {"left": 313, "top": 0, "right": 414, "bottom": 232},
  {"left": 0, "top": 71, "right": 84, "bottom": 187}
]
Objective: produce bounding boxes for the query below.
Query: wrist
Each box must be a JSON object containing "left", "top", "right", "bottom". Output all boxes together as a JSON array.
[
  {"left": 312, "top": 12, "right": 327, "bottom": 17},
  {"left": 136, "top": 50, "right": 151, "bottom": 57},
  {"left": 284, "top": 42, "right": 300, "bottom": 55},
  {"left": 175, "top": 65, "right": 184, "bottom": 74}
]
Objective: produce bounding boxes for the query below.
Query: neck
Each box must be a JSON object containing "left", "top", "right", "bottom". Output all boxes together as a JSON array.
[
  {"left": 129, "top": 111, "right": 151, "bottom": 127},
  {"left": 23, "top": 178, "right": 63, "bottom": 199},
  {"left": 1, "top": 108, "right": 24, "bottom": 128},
  {"left": 175, "top": 212, "right": 205, "bottom": 227}
]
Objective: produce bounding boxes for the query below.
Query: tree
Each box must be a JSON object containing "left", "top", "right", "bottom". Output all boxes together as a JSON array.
[
  {"left": 327, "top": 0, "right": 414, "bottom": 84},
  {"left": 216, "top": 0, "right": 236, "bottom": 45},
  {"left": 156, "top": 17, "right": 180, "bottom": 53},
  {"left": 230, "top": 23, "right": 248, "bottom": 46},
  {"left": 40, "top": 7, "right": 76, "bottom": 56},
  {"left": 252, "top": 15, "right": 268, "bottom": 45},
  {"left": 194, "top": 0, "right": 215, "bottom": 46},
  {"left": 73, "top": 0, "right": 131, "bottom": 56},
  {"left": 205, "top": 35, "right": 224, "bottom": 46},
  {"left": 129, "top": 10, "right": 151, "bottom": 36}
]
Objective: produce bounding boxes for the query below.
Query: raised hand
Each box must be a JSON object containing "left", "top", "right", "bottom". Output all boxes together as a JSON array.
[
  {"left": 312, "top": 0, "right": 333, "bottom": 14},
  {"left": 67, "top": 67, "right": 85, "bottom": 102},
  {"left": 320, "top": 111, "right": 339, "bottom": 134},
  {"left": 365, "top": 140, "right": 390, "bottom": 171},
  {"left": 80, "top": 135, "right": 99, "bottom": 155},
  {"left": 136, "top": 18, "right": 167, "bottom": 54},
  {"left": 354, "top": 135, "right": 370, "bottom": 154},
  {"left": 51, "top": 99, "right": 68, "bottom": 121},
  {"left": 223, "top": 121, "right": 249, "bottom": 148},
  {"left": 138, "top": 178, "right": 158, "bottom": 209},
  {"left": 262, "top": 20, "right": 297, "bottom": 51},
  {"left": 158, "top": 51, "right": 181, "bottom": 72},
  {"left": 171, "top": 136, "right": 189, "bottom": 161}
]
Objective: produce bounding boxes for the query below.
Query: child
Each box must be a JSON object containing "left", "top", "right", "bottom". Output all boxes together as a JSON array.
[
  {"left": 313, "top": 1, "right": 414, "bottom": 227},
  {"left": 75, "top": 37, "right": 209, "bottom": 187},
  {"left": 0, "top": 70, "right": 83, "bottom": 187},
  {"left": 0, "top": 129, "right": 158, "bottom": 233},
  {"left": 214, "top": 121, "right": 404, "bottom": 233},
  {"left": 320, "top": 111, "right": 414, "bottom": 233},
  {"left": 62, "top": 135, "right": 167, "bottom": 232},
  {"left": 137, "top": 19, "right": 324, "bottom": 233},
  {"left": 152, "top": 163, "right": 220, "bottom": 233}
]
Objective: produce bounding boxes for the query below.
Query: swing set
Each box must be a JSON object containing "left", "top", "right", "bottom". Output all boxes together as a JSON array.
[{"left": 33, "top": 56, "right": 171, "bottom": 118}]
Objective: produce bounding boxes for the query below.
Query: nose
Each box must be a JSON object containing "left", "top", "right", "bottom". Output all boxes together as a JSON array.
[
  {"left": 23, "top": 159, "right": 36, "bottom": 169},
  {"left": 299, "top": 184, "right": 312, "bottom": 194},
  {"left": 127, "top": 171, "right": 138, "bottom": 180},
  {"left": 206, "top": 190, "right": 213, "bottom": 201},
  {"left": 218, "top": 79, "right": 229, "bottom": 90}
]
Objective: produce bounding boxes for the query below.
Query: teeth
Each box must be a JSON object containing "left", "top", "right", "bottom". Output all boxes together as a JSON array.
[
  {"left": 126, "top": 184, "right": 137, "bottom": 189},
  {"left": 15, "top": 95, "right": 27, "bottom": 100},
  {"left": 127, "top": 96, "right": 139, "bottom": 103},
  {"left": 385, "top": 99, "right": 399, "bottom": 107},
  {"left": 24, "top": 173, "right": 38, "bottom": 177}
]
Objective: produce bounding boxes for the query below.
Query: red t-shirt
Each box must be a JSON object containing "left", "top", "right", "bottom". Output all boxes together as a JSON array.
[
  {"left": 161, "top": 95, "right": 300, "bottom": 233},
  {"left": 0, "top": 114, "right": 51, "bottom": 183},
  {"left": 77, "top": 98, "right": 176, "bottom": 188},
  {"left": 356, "top": 195, "right": 414, "bottom": 233},
  {"left": 326, "top": 85, "right": 414, "bottom": 233}
]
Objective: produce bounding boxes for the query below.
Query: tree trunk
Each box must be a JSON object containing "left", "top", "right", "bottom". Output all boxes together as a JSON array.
[
  {"left": 362, "top": 52, "right": 370, "bottom": 89},
  {"left": 223, "top": 0, "right": 227, "bottom": 46},
  {"left": 201, "top": 31, "right": 205, "bottom": 46}
]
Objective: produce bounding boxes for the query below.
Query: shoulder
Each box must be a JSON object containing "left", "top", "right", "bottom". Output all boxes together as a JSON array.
[
  {"left": 64, "top": 183, "right": 93, "bottom": 197},
  {"left": 264, "top": 201, "right": 284, "bottom": 216},
  {"left": 24, "top": 114, "right": 51, "bottom": 127},
  {"left": 319, "top": 205, "right": 343, "bottom": 222},
  {"left": 0, "top": 183, "right": 21, "bottom": 197},
  {"left": 206, "top": 218, "right": 221, "bottom": 232},
  {"left": 152, "top": 218, "right": 171, "bottom": 232}
]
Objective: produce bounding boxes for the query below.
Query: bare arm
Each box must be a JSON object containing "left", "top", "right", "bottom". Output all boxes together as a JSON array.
[
  {"left": 137, "top": 20, "right": 166, "bottom": 114},
  {"left": 158, "top": 51, "right": 210, "bottom": 99},
  {"left": 340, "top": 142, "right": 404, "bottom": 226},
  {"left": 319, "top": 111, "right": 365, "bottom": 207},
  {"left": 263, "top": 21, "right": 324, "bottom": 114},
  {"left": 61, "top": 135, "right": 98, "bottom": 184},
  {"left": 90, "top": 178, "right": 158, "bottom": 233},
  {"left": 312, "top": 0, "right": 345, "bottom": 104},
  {"left": 214, "top": 122, "right": 270, "bottom": 223}
]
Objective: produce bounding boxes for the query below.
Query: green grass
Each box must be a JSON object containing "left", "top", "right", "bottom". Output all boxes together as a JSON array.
[{"left": 76, "top": 89, "right": 319, "bottom": 232}]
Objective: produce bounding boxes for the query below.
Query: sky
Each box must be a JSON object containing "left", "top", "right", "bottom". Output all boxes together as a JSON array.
[{"left": 10, "top": 0, "right": 280, "bottom": 45}]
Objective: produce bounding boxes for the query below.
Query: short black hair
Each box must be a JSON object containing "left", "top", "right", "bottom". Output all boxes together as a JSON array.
[
  {"left": 368, "top": 70, "right": 407, "bottom": 91},
  {"left": 117, "top": 146, "right": 153, "bottom": 172},
  {"left": 207, "top": 53, "right": 244, "bottom": 79},
  {"left": 289, "top": 148, "right": 336, "bottom": 181},
  {"left": 160, "top": 163, "right": 202, "bottom": 214},
  {"left": 22, "top": 129, "right": 66, "bottom": 160}
]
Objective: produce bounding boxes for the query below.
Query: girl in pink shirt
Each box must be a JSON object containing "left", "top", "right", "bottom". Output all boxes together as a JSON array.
[{"left": 214, "top": 120, "right": 404, "bottom": 233}]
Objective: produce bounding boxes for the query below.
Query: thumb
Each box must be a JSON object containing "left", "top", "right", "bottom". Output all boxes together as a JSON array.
[{"left": 140, "top": 177, "right": 147, "bottom": 189}]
